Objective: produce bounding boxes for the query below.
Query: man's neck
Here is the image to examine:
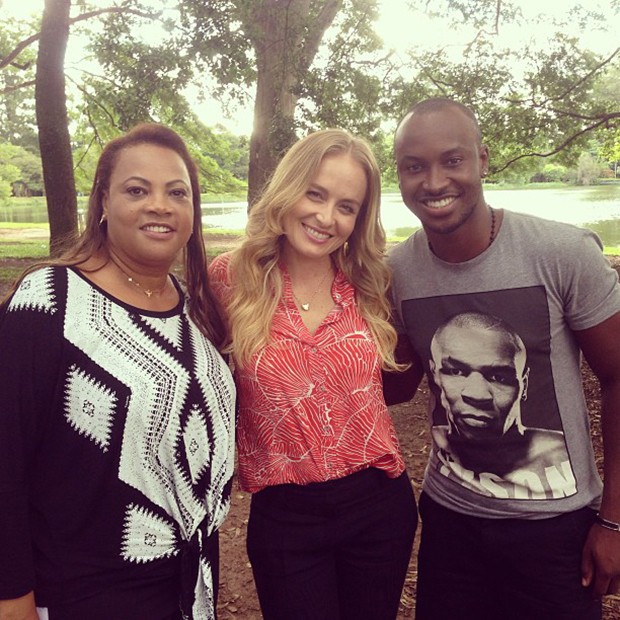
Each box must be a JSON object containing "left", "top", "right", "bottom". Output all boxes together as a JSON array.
[{"left": 427, "top": 205, "right": 501, "bottom": 263}]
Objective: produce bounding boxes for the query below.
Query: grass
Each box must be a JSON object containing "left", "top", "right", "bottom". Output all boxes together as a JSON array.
[
  {"left": 0, "top": 221, "right": 50, "bottom": 230},
  {"left": 1, "top": 225, "right": 619, "bottom": 255},
  {"left": 204, "top": 227, "right": 245, "bottom": 237},
  {"left": 0, "top": 240, "right": 50, "bottom": 259},
  {"left": 0, "top": 265, "right": 24, "bottom": 282}
]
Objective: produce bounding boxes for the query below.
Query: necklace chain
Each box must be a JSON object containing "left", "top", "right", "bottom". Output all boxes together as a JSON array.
[
  {"left": 292, "top": 268, "right": 332, "bottom": 312},
  {"left": 109, "top": 256, "right": 167, "bottom": 298}
]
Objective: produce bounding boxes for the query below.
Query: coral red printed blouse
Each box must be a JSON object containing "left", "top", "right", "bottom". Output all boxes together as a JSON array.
[{"left": 209, "top": 252, "right": 405, "bottom": 493}]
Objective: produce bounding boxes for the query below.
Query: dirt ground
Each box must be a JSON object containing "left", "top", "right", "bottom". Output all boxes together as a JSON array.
[{"left": 1, "top": 230, "right": 619, "bottom": 619}]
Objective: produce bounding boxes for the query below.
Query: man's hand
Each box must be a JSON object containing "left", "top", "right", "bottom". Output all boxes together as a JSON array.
[
  {"left": 0, "top": 591, "right": 39, "bottom": 620},
  {"left": 581, "top": 522, "right": 620, "bottom": 597}
]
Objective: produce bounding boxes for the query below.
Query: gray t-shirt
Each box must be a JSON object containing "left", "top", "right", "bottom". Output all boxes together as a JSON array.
[{"left": 388, "top": 209, "right": 620, "bottom": 518}]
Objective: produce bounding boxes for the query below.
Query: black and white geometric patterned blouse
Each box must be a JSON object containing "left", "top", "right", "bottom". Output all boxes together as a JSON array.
[{"left": 0, "top": 266, "right": 236, "bottom": 620}]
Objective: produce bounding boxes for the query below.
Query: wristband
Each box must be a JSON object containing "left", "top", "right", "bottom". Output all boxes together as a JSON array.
[{"left": 596, "top": 513, "right": 620, "bottom": 532}]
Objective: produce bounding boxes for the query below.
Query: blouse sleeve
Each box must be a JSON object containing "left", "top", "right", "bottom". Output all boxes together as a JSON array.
[
  {"left": 208, "top": 252, "right": 233, "bottom": 309},
  {"left": 0, "top": 267, "right": 66, "bottom": 598}
]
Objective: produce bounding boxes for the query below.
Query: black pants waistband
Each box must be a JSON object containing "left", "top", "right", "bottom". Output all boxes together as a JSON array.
[{"left": 252, "top": 468, "right": 407, "bottom": 518}]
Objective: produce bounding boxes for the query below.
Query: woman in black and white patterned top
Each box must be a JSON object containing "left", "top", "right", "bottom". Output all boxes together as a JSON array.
[{"left": 0, "top": 124, "right": 236, "bottom": 620}]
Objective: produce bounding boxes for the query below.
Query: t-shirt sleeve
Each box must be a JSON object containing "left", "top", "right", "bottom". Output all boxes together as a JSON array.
[
  {"left": 559, "top": 229, "right": 620, "bottom": 331},
  {"left": 0, "top": 268, "right": 65, "bottom": 598},
  {"left": 386, "top": 247, "right": 408, "bottom": 336}
]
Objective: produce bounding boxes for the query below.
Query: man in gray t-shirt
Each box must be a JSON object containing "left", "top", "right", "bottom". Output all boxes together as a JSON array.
[{"left": 387, "top": 97, "right": 620, "bottom": 619}]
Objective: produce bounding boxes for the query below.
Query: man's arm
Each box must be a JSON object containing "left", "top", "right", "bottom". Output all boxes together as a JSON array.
[
  {"left": 574, "top": 311, "right": 620, "bottom": 597},
  {"left": 0, "top": 591, "right": 38, "bottom": 620},
  {"left": 382, "top": 334, "right": 425, "bottom": 406}
]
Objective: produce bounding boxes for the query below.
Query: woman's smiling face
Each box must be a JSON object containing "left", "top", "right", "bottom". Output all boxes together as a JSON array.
[
  {"left": 281, "top": 153, "right": 367, "bottom": 263},
  {"left": 102, "top": 143, "right": 194, "bottom": 270}
]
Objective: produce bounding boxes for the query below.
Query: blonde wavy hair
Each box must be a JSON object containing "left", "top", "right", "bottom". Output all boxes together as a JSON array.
[{"left": 225, "top": 128, "right": 402, "bottom": 370}]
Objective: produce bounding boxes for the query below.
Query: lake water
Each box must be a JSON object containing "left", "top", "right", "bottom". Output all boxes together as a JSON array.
[
  {"left": 2, "top": 185, "right": 619, "bottom": 247},
  {"left": 202, "top": 184, "right": 620, "bottom": 247}
]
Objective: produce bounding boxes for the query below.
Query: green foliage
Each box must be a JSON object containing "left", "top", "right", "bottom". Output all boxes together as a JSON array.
[
  {"left": 391, "top": 3, "right": 619, "bottom": 178},
  {"left": 0, "top": 143, "right": 43, "bottom": 199},
  {"left": 575, "top": 152, "right": 606, "bottom": 185},
  {"left": 78, "top": 3, "right": 195, "bottom": 131},
  {"left": 177, "top": 0, "right": 256, "bottom": 105},
  {"left": 532, "top": 163, "right": 571, "bottom": 184},
  {"left": 0, "top": 16, "right": 39, "bottom": 153},
  {"left": 297, "top": 0, "right": 385, "bottom": 135},
  {"left": 0, "top": 145, "right": 19, "bottom": 193},
  {"left": 593, "top": 65, "right": 620, "bottom": 172},
  {"left": 50, "top": 4, "right": 251, "bottom": 194}
]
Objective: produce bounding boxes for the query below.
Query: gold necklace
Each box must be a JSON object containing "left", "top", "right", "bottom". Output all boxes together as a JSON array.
[
  {"left": 291, "top": 268, "right": 332, "bottom": 312},
  {"left": 109, "top": 256, "right": 167, "bottom": 298}
]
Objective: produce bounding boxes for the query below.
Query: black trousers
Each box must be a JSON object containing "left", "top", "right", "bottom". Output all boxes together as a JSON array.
[
  {"left": 247, "top": 468, "right": 417, "bottom": 620},
  {"left": 415, "top": 492, "right": 601, "bottom": 620}
]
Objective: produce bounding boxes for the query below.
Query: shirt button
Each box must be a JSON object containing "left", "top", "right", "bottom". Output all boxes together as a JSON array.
[
  {"left": 311, "top": 346, "right": 318, "bottom": 354},
  {"left": 320, "top": 385, "right": 326, "bottom": 392}
]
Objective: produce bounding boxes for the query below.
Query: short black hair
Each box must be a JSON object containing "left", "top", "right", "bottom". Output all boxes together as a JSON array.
[{"left": 397, "top": 97, "right": 482, "bottom": 143}]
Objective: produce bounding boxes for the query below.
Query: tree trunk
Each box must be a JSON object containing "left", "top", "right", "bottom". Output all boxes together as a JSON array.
[
  {"left": 245, "top": 0, "right": 342, "bottom": 207},
  {"left": 36, "top": 0, "right": 78, "bottom": 257}
]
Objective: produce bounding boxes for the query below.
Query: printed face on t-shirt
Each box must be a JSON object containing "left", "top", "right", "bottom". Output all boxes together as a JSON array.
[{"left": 430, "top": 322, "right": 527, "bottom": 441}]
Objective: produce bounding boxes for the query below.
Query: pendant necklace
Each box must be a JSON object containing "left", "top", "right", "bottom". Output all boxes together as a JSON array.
[
  {"left": 109, "top": 255, "right": 167, "bottom": 298},
  {"left": 292, "top": 267, "right": 332, "bottom": 312}
]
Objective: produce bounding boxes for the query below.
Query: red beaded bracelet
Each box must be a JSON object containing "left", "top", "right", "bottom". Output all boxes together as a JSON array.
[{"left": 596, "top": 513, "right": 620, "bottom": 532}]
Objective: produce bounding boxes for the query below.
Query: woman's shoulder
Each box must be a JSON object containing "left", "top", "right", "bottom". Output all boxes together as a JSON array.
[
  {"left": 6, "top": 265, "right": 67, "bottom": 313},
  {"left": 208, "top": 252, "right": 235, "bottom": 304},
  {"left": 208, "top": 251, "right": 233, "bottom": 278}
]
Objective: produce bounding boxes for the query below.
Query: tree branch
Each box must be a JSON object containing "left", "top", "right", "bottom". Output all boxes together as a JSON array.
[
  {"left": 493, "top": 114, "right": 620, "bottom": 173},
  {"left": 0, "top": 6, "right": 160, "bottom": 71},
  {"left": 0, "top": 78, "right": 36, "bottom": 95},
  {"left": 464, "top": 0, "right": 502, "bottom": 53},
  {"left": 297, "top": 0, "right": 342, "bottom": 74},
  {"left": 506, "top": 46, "right": 620, "bottom": 109}
]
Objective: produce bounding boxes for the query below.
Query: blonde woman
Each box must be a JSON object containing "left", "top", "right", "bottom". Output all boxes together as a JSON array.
[{"left": 209, "top": 129, "right": 416, "bottom": 620}]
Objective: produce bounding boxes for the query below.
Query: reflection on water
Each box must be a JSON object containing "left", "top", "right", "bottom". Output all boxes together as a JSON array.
[
  {"left": 202, "top": 204, "right": 249, "bottom": 230},
  {"left": 3, "top": 185, "right": 620, "bottom": 247},
  {"left": 0, "top": 203, "right": 50, "bottom": 224},
  {"left": 381, "top": 185, "right": 620, "bottom": 247},
  {"left": 201, "top": 186, "right": 620, "bottom": 246}
]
